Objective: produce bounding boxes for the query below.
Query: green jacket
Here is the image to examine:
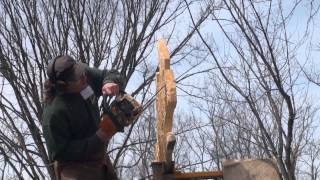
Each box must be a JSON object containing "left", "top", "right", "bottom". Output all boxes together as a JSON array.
[{"left": 42, "top": 65, "right": 124, "bottom": 162}]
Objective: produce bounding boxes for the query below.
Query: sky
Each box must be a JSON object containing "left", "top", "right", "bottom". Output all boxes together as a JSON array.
[{"left": 1, "top": 0, "right": 320, "bottom": 178}]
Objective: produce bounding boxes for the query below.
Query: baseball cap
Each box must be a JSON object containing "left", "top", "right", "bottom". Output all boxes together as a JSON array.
[{"left": 47, "top": 55, "right": 85, "bottom": 82}]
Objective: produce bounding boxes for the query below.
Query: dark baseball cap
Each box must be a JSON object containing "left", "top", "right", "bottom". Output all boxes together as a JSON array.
[{"left": 47, "top": 55, "right": 85, "bottom": 82}]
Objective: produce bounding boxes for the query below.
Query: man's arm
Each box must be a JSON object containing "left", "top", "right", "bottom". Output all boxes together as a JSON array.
[{"left": 82, "top": 64, "right": 125, "bottom": 96}]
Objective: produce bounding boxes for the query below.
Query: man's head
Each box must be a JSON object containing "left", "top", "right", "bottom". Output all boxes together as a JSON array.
[
  {"left": 47, "top": 55, "right": 85, "bottom": 82},
  {"left": 47, "top": 55, "right": 87, "bottom": 92}
]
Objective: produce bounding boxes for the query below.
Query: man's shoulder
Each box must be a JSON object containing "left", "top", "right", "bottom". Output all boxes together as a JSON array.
[{"left": 50, "top": 95, "right": 68, "bottom": 108}]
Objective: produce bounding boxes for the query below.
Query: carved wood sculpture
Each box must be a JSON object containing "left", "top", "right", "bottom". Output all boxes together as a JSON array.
[
  {"left": 151, "top": 40, "right": 279, "bottom": 180},
  {"left": 151, "top": 39, "right": 224, "bottom": 180},
  {"left": 152, "top": 39, "right": 177, "bottom": 178}
]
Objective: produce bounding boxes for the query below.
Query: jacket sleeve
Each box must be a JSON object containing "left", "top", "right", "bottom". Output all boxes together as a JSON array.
[
  {"left": 82, "top": 63, "right": 126, "bottom": 96},
  {"left": 43, "top": 111, "right": 104, "bottom": 161}
]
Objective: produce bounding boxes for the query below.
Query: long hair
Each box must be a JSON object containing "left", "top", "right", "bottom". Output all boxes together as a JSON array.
[
  {"left": 43, "top": 80, "right": 56, "bottom": 104},
  {"left": 43, "top": 79, "right": 67, "bottom": 104}
]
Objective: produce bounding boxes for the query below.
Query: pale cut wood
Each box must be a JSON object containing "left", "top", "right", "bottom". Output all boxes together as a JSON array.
[
  {"left": 223, "top": 159, "right": 281, "bottom": 180},
  {"left": 157, "top": 39, "right": 170, "bottom": 70},
  {"left": 165, "top": 132, "right": 176, "bottom": 164},
  {"left": 154, "top": 39, "right": 177, "bottom": 162}
]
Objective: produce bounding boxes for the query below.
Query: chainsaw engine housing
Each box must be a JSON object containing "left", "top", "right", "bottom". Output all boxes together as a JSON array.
[{"left": 103, "top": 92, "right": 142, "bottom": 131}]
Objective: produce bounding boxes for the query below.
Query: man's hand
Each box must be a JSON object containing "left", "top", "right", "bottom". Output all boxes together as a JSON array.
[{"left": 102, "top": 83, "right": 119, "bottom": 96}]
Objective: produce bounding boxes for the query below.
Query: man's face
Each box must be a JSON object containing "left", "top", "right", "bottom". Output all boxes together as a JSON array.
[{"left": 65, "top": 74, "right": 88, "bottom": 93}]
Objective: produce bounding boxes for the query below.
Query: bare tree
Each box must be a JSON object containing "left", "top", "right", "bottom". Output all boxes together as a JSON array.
[
  {"left": 297, "top": 139, "right": 320, "bottom": 180},
  {"left": 0, "top": 0, "right": 211, "bottom": 179},
  {"left": 300, "top": 0, "right": 320, "bottom": 87},
  {"left": 183, "top": 0, "right": 318, "bottom": 180}
]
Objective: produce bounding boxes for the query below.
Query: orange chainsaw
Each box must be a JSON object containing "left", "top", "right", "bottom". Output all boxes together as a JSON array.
[{"left": 101, "top": 91, "right": 143, "bottom": 132}]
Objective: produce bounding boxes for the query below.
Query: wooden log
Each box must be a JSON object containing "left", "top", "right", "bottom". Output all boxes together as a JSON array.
[
  {"left": 154, "top": 39, "right": 177, "bottom": 163},
  {"left": 223, "top": 159, "right": 281, "bottom": 180}
]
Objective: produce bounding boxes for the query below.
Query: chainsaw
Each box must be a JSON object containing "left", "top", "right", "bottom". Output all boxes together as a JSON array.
[{"left": 101, "top": 91, "right": 143, "bottom": 132}]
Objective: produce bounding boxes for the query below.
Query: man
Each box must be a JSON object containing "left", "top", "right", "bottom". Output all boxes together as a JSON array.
[{"left": 42, "top": 55, "right": 124, "bottom": 180}]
